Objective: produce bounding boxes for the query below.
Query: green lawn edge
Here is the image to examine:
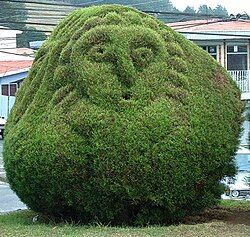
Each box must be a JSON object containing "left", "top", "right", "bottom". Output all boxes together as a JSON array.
[{"left": 0, "top": 200, "right": 249, "bottom": 237}]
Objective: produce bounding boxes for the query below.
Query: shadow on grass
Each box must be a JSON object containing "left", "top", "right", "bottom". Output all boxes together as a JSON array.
[{"left": 1, "top": 200, "right": 249, "bottom": 228}]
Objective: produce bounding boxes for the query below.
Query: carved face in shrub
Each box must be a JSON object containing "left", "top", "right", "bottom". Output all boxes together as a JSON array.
[{"left": 3, "top": 5, "right": 243, "bottom": 225}]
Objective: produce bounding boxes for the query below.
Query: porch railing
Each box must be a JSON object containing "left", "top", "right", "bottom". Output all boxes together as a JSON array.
[{"left": 228, "top": 70, "right": 250, "bottom": 93}]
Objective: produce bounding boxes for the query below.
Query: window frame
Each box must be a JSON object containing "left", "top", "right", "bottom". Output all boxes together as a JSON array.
[
  {"left": 226, "top": 44, "right": 249, "bottom": 71},
  {"left": 200, "top": 45, "right": 218, "bottom": 60}
]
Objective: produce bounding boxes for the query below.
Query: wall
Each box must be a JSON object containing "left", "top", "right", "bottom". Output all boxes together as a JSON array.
[
  {"left": 240, "top": 102, "right": 250, "bottom": 148},
  {"left": 0, "top": 28, "right": 22, "bottom": 49},
  {"left": 0, "top": 71, "right": 28, "bottom": 119}
]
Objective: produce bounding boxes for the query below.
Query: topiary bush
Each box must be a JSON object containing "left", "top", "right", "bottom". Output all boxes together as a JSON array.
[{"left": 3, "top": 5, "right": 243, "bottom": 225}]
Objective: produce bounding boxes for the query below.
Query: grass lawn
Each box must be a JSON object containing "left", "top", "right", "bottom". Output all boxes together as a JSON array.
[{"left": 0, "top": 200, "right": 249, "bottom": 237}]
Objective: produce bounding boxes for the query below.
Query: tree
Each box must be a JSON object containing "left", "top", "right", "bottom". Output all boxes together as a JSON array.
[
  {"left": 131, "top": 0, "right": 179, "bottom": 12},
  {"left": 53, "top": 0, "right": 181, "bottom": 22},
  {"left": 0, "top": 1, "right": 27, "bottom": 29},
  {"left": 198, "top": 4, "right": 213, "bottom": 15},
  {"left": 16, "top": 27, "right": 47, "bottom": 48},
  {"left": 0, "top": 1, "right": 48, "bottom": 47},
  {"left": 53, "top": 0, "right": 179, "bottom": 12},
  {"left": 183, "top": 6, "right": 196, "bottom": 14},
  {"left": 213, "top": 5, "right": 228, "bottom": 16}
]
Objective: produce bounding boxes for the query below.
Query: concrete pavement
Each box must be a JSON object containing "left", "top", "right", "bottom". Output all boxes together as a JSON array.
[
  {"left": 0, "top": 139, "right": 27, "bottom": 213},
  {"left": 0, "top": 139, "right": 5, "bottom": 180},
  {"left": 0, "top": 183, "right": 27, "bottom": 213}
]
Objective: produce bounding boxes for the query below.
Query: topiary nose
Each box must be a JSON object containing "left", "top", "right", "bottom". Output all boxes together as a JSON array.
[{"left": 113, "top": 49, "right": 136, "bottom": 89}]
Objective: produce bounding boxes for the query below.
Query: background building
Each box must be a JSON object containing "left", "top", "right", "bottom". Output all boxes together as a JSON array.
[
  {"left": 0, "top": 49, "right": 34, "bottom": 119},
  {"left": 169, "top": 17, "right": 250, "bottom": 147},
  {"left": 0, "top": 26, "right": 22, "bottom": 49}
]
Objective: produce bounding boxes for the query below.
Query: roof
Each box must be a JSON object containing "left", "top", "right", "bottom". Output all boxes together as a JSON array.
[
  {"left": 0, "top": 25, "right": 22, "bottom": 34},
  {"left": 29, "top": 41, "right": 45, "bottom": 49},
  {"left": 0, "top": 48, "right": 34, "bottom": 77},
  {"left": 0, "top": 60, "right": 33, "bottom": 76},
  {"left": 2, "top": 48, "right": 35, "bottom": 56},
  {"left": 168, "top": 19, "right": 250, "bottom": 41},
  {"left": 168, "top": 19, "right": 250, "bottom": 32},
  {"left": 0, "top": 48, "right": 35, "bottom": 61}
]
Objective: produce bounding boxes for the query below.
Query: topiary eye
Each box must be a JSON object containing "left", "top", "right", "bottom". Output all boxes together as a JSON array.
[
  {"left": 131, "top": 47, "right": 153, "bottom": 68},
  {"left": 80, "top": 28, "right": 115, "bottom": 63},
  {"left": 87, "top": 45, "right": 108, "bottom": 62}
]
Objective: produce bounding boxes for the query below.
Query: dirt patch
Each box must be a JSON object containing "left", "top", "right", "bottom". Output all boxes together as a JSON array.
[{"left": 183, "top": 206, "right": 250, "bottom": 226}]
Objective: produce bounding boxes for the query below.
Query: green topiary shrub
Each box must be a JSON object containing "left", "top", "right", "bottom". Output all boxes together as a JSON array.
[{"left": 3, "top": 5, "right": 243, "bottom": 225}]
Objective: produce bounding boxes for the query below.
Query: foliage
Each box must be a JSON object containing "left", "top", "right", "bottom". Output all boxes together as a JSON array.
[
  {"left": 53, "top": 0, "right": 178, "bottom": 12},
  {"left": 198, "top": 4, "right": 228, "bottom": 16},
  {"left": 4, "top": 5, "right": 243, "bottom": 226},
  {"left": 0, "top": 1, "right": 27, "bottom": 29},
  {"left": 213, "top": 5, "right": 228, "bottom": 16},
  {"left": 0, "top": 2, "right": 46, "bottom": 47},
  {"left": 198, "top": 5, "right": 213, "bottom": 15},
  {"left": 183, "top": 6, "right": 196, "bottom": 14},
  {"left": 16, "top": 26, "right": 47, "bottom": 48}
]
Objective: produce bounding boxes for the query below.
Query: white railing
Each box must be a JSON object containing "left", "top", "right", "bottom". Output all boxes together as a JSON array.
[{"left": 228, "top": 70, "right": 250, "bottom": 93}]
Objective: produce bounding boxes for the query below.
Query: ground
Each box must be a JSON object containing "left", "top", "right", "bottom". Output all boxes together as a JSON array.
[
  {"left": 183, "top": 201, "right": 250, "bottom": 226},
  {"left": 0, "top": 201, "right": 249, "bottom": 237},
  {"left": 0, "top": 139, "right": 27, "bottom": 213}
]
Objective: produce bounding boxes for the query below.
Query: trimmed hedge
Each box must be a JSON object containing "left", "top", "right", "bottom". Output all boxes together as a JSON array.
[{"left": 4, "top": 5, "right": 243, "bottom": 225}]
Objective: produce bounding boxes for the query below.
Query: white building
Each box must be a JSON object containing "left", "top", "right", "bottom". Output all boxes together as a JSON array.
[
  {"left": 0, "top": 49, "right": 34, "bottom": 118},
  {"left": 0, "top": 26, "right": 22, "bottom": 49},
  {"left": 0, "top": 25, "right": 35, "bottom": 119},
  {"left": 168, "top": 18, "right": 250, "bottom": 100},
  {"left": 169, "top": 18, "right": 250, "bottom": 147}
]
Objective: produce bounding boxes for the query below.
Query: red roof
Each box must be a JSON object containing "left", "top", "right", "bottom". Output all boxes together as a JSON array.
[
  {"left": 168, "top": 19, "right": 250, "bottom": 32},
  {"left": 0, "top": 60, "right": 33, "bottom": 75}
]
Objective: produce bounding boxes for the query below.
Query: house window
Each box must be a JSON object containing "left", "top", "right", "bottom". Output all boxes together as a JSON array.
[
  {"left": 227, "top": 45, "right": 248, "bottom": 70},
  {"left": 1, "top": 84, "right": 17, "bottom": 96},
  {"left": 1, "top": 84, "right": 9, "bottom": 96},
  {"left": 10, "top": 84, "right": 17, "bottom": 96},
  {"left": 201, "top": 45, "right": 217, "bottom": 60}
]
